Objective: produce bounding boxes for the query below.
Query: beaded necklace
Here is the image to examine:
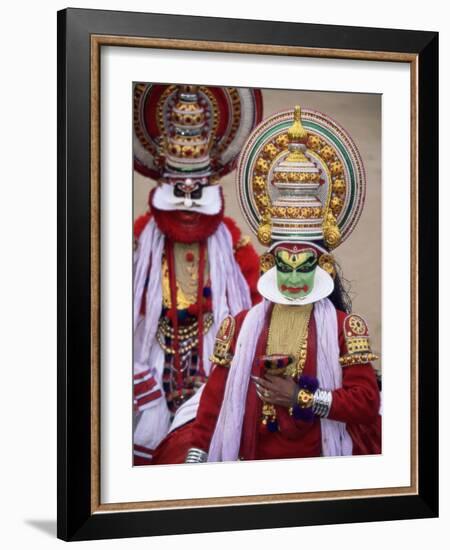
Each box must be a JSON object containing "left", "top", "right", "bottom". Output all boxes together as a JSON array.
[
  {"left": 161, "top": 239, "right": 210, "bottom": 413},
  {"left": 261, "top": 303, "right": 312, "bottom": 430}
]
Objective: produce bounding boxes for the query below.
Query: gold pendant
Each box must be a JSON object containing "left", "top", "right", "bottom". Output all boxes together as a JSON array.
[{"left": 261, "top": 402, "right": 277, "bottom": 425}]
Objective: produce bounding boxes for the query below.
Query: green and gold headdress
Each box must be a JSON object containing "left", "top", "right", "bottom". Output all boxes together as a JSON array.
[{"left": 236, "top": 105, "right": 366, "bottom": 250}]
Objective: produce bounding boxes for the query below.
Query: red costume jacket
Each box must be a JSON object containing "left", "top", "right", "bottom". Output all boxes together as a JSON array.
[{"left": 152, "top": 304, "right": 381, "bottom": 464}]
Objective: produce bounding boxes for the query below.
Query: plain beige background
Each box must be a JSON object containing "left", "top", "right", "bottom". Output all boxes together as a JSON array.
[{"left": 134, "top": 88, "right": 382, "bottom": 361}]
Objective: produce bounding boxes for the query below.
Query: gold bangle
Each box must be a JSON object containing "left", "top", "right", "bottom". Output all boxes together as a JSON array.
[{"left": 296, "top": 388, "right": 314, "bottom": 408}]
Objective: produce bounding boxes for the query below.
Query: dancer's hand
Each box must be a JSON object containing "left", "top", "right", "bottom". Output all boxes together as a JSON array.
[{"left": 252, "top": 374, "right": 297, "bottom": 408}]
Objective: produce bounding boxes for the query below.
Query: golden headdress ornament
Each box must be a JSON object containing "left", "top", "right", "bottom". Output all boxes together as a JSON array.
[
  {"left": 236, "top": 105, "right": 366, "bottom": 251},
  {"left": 133, "top": 83, "right": 263, "bottom": 181}
]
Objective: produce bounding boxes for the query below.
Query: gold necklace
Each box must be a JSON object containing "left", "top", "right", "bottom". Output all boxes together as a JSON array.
[
  {"left": 266, "top": 303, "right": 312, "bottom": 376},
  {"left": 161, "top": 243, "right": 209, "bottom": 309},
  {"left": 261, "top": 304, "right": 312, "bottom": 430}
]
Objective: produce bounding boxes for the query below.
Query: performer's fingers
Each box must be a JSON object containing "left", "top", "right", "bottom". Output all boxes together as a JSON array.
[
  {"left": 263, "top": 374, "right": 284, "bottom": 388},
  {"left": 252, "top": 376, "right": 272, "bottom": 391},
  {"left": 263, "top": 390, "right": 283, "bottom": 404},
  {"left": 252, "top": 380, "right": 263, "bottom": 392},
  {"left": 256, "top": 388, "right": 279, "bottom": 404},
  {"left": 263, "top": 381, "right": 282, "bottom": 395},
  {"left": 256, "top": 389, "right": 270, "bottom": 401},
  {"left": 265, "top": 373, "right": 291, "bottom": 388},
  {"left": 255, "top": 378, "right": 273, "bottom": 391},
  {"left": 261, "top": 376, "right": 279, "bottom": 390},
  {"left": 267, "top": 376, "right": 296, "bottom": 397}
]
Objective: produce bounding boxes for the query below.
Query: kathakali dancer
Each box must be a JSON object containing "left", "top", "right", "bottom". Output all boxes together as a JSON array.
[
  {"left": 132, "top": 84, "right": 263, "bottom": 464},
  {"left": 152, "top": 105, "right": 381, "bottom": 464}
]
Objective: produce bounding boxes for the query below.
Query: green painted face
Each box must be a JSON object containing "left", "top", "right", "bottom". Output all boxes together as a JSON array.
[{"left": 274, "top": 247, "right": 318, "bottom": 299}]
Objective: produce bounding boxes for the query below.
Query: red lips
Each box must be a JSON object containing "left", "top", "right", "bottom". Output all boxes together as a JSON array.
[{"left": 281, "top": 284, "right": 309, "bottom": 293}]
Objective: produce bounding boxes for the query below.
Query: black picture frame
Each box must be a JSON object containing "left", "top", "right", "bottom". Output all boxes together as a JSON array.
[{"left": 57, "top": 7, "right": 438, "bottom": 541}]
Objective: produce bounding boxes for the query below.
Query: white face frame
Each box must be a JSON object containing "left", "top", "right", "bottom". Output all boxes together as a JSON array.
[{"left": 152, "top": 182, "right": 222, "bottom": 214}]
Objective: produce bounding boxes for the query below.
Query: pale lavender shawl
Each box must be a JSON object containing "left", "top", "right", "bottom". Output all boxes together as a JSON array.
[
  {"left": 134, "top": 219, "right": 165, "bottom": 364},
  {"left": 208, "top": 297, "right": 352, "bottom": 462},
  {"left": 134, "top": 220, "right": 252, "bottom": 367},
  {"left": 208, "top": 300, "right": 270, "bottom": 462},
  {"left": 315, "top": 299, "right": 353, "bottom": 456}
]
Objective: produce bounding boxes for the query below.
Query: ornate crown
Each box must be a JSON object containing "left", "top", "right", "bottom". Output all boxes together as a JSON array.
[
  {"left": 236, "top": 105, "right": 366, "bottom": 250},
  {"left": 133, "top": 83, "right": 263, "bottom": 183},
  {"left": 164, "top": 85, "right": 212, "bottom": 176}
]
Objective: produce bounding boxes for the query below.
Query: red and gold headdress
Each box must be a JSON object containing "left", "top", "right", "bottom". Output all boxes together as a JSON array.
[{"left": 134, "top": 83, "right": 263, "bottom": 183}]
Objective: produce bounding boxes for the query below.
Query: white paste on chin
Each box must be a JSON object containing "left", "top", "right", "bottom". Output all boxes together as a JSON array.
[
  {"left": 152, "top": 183, "right": 222, "bottom": 215},
  {"left": 257, "top": 266, "right": 334, "bottom": 306}
]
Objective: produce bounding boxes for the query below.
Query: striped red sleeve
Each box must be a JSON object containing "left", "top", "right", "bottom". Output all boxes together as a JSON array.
[{"left": 133, "top": 368, "right": 162, "bottom": 412}]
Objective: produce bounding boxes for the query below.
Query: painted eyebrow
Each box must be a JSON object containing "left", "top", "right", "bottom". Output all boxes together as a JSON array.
[{"left": 298, "top": 253, "right": 316, "bottom": 263}]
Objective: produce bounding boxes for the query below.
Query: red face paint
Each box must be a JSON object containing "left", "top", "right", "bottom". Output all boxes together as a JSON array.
[
  {"left": 281, "top": 284, "right": 309, "bottom": 293},
  {"left": 150, "top": 189, "right": 224, "bottom": 243}
]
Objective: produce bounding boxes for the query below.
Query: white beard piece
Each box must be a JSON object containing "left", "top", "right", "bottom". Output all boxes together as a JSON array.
[
  {"left": 257, "top": 266, "right": 334, "bottom": 306},
  {"left": 152, "top": 183, "right": 222, "bottom": 215}
]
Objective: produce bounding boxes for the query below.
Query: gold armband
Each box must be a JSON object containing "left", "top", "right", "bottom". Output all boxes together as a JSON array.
[
  {"left": 339, "top": 352, "right": 379, "bottom": 366},
  {"left": 209, "top": 315, "right": 236, "bottom": 368},
  {"left": 340, "top": 314, "right": 379, "bottom": 367}
]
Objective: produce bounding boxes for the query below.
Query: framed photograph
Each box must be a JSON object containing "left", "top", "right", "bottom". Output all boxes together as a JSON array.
[{"left": 57, "top": 8, "right": 438, "bottom": 541}]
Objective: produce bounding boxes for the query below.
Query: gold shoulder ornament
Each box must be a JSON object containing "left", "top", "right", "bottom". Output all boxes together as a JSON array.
[
  {"left": 209, "top": 315, "right": 236, "bottom": 368},
  {"left": 339, "top": 314, "right": 379, "bottom": 367}
]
